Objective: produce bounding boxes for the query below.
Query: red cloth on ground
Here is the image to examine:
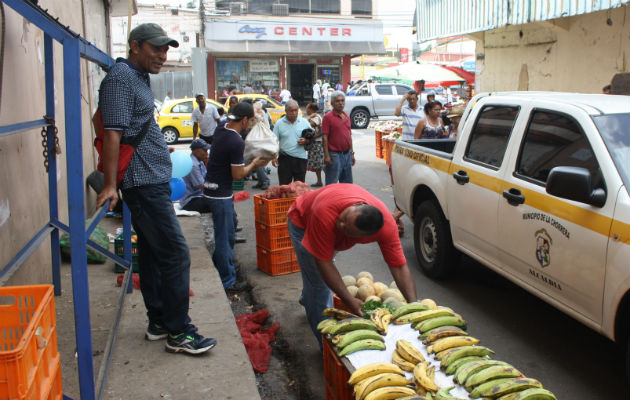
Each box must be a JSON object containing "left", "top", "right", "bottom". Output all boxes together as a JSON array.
[
  {"left": 235, "top": 309, "right": 280, "bottom": 373},
  {"left": 233, "top": 190, "right": 250, "bottom": 202}
]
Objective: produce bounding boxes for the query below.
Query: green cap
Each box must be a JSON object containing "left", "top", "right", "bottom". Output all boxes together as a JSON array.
[{"left": 128, "top": 23, "right": 179, "bottom": 48}]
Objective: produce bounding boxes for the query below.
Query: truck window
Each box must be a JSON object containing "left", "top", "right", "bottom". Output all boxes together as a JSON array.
[
  {"left": 464, "top": 105, "right": 519, "bottom": 169},
  {"left": 375, "top": 85, "right": 393, "bottom": 95},
  {"left": 515, "top": 110, "right": 603, "bottom": 188},
  {"left": 395, "top": 85, "right": 411, "bottom": 95}
]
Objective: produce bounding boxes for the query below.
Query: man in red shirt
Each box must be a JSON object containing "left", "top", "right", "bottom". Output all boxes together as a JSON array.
[
  {"left": 287, "top": 183, "right": 418, "bottom": 346},
  {"left": 322, "top": 91, "right": 354, "bottom": 185}
]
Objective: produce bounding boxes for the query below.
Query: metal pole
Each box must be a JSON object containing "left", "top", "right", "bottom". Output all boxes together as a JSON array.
[
  {"left": 63, "top": 37, "right": 96, "bottom": 400},
  {"left": 45, "top": 33, "right": 62, "bottom": 296}
]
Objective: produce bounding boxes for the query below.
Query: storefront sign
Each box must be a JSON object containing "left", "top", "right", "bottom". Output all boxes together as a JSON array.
[
  {"left": 206, "top": 19, "right": 383, "bottom": 43},
  {"left": 250, "top": 60, "right": 279, "bottom": 72}
]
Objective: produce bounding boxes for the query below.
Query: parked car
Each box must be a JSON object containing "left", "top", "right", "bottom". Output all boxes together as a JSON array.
[
  {"left": 157, "top": 98, "right": 227, "bottom": 144},
  {"left": 343, "top": 82, "right": 419, "bottom": 129},
  {"left": 223, "top": 94, "right": 302, "bottom": 124}
]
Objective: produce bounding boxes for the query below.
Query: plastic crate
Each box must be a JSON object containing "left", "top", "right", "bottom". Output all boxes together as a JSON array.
[
  {"left": 323, "top": 338, "right": 353, "bottom": 400},
  {"left": 332, "top": 295, "right": 352, "bottom": 313},
  {"left": 232, "top": 179, "right": 245, "bottom": 190},
  {"left": 256, "top": 245, "right": 300, "bottom": 276},
  {"left": 384, "top": 139, "right": 395, "bottom": 167},
  {"left": 0, "top": 285, "right": 63, "bottom": 400},
  {"left": 375, "top": 130, "right": 383, "bottom": 159},
  {"left": 255, "top": 222, "right": 292, "bottom": 250},
  {"left": 253, "top": 194, "right": 296, "bottom": 226},
  {"left": 114, "top": 231, "right": 138, "bottom": 273}
]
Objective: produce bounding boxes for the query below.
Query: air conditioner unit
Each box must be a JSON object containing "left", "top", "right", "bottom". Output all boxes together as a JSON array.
[
  {"left": 272, "top": 4, "right": 289, "bottom": 16},
  {"left": 229, "top": 2, "right": 245, "bottom": 15}
]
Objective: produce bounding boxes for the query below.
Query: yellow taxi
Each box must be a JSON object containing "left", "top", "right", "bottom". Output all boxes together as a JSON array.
[
  {"left": 158, "top": 98, "right": 227, "bottom": 144},
  {"left": 223, "top": 94, "right": 302, "bottom": 124}
]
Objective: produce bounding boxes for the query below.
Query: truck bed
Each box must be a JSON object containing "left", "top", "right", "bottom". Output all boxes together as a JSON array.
[{"left": 398, "top": 138, "right": 456, "bottom": 158}]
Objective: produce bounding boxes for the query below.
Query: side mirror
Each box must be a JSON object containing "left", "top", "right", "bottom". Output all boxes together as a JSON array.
[{"left": 546, "top": 166, "right": 606, "bottom": 208}]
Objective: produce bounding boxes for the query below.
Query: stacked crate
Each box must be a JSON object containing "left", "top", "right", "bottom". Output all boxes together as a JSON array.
[
  {"left": 253, "top": 194, "right": 300, "bottom": 275},
  {"left": 374, "top": 130, "right": 383, "bottom": 159}
]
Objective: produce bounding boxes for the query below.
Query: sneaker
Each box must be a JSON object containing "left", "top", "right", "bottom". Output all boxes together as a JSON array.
[
  {"left": 226, "top": 281, "right": 250, "bottom": 293},
  {"left": 235, "top": 226, "right": 243, "bottom": 233},
  {"left": 145, "top": 322, "right": 168, "bottom": 341},
  {"left": 165, "top": 332, "right": 217, "bottom": 355},
  {"left": 235, "top": 236, "right": 247, "bottom": 244}
]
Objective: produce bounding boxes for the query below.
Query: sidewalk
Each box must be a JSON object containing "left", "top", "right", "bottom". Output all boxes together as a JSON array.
[{"left": 56, "top": 215, "right": 260, "bottom": 400}]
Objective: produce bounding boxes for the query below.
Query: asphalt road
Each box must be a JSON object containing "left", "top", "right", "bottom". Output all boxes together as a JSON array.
[{"left": 178, "top": 128, "right": 625, "bottom": 399}]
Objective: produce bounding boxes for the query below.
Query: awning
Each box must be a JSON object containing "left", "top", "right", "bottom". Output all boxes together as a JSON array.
[
  {"left": 371, "top": 63, "right": 466, "bottom": 85},
  {"left": 203, "top": 40, "right": 385, "bottom": 56}
]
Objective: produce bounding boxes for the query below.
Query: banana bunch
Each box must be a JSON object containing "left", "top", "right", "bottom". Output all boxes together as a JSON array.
[
  {"left": 370, "top": 307, "right": 393, "bottom": 335},
  {"left": 390, "top": 339, "right": 425, "bottom": 372},
  {"left": 437, "top": 345, "right": 494, "bottom": 368},
  {"left": 332, "top": 329, "right": 383, "bottom": 348},
  {"left": 497, "top": 388, "right": 557, "bottom": 399},
  {"left": 329, "top": 318, "right": 378, "bottom": 336},
  {"left": 435, "top": 386, "right": 465, "bottom": 400},
  {"left": 322, "top": 307, "right": 358, "bottom": 320},
  {"left": 413, "top": 361, "right": 438, "bottom": 395},
  {"left": 347, "top": 362, "right": 417, "bottom": 400},
  {"left": 348, "top": 363, "right": 405, "bottom": 385},
  {"left": 414, "top": 316, "right": 467, "bottom": 334},
  {"left": 422, "top": 326, "right": 468, "bottom": 344},
  {"left": 337, "top": 338, "right": 385, "bottom": 357},
  {"left": 426, "top": 335, "right": 479, "bottom": 354}
]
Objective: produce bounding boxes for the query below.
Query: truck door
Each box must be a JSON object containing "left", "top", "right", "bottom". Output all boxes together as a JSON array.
[
  {"left": 373, "top": 84, "right": 399, "bottom": 116},
  {"left": 498, "top": 107, "right": 611, "bottom": 324},
  {"left": 447, "top": 104, "right": 521, "bottom": 267}
]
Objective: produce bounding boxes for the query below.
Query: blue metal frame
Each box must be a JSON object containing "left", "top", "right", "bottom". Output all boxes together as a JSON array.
[{"left": 0, "top": 1, "right": 135, "bottom": 399}]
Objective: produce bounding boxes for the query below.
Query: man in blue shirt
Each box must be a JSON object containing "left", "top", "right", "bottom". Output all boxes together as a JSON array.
[
  {"left": 181, "top": 139, "right": 211, "bottom": 212},
  {"left": 96, "top": 23, "right": 215, "bottom": 355},
  {"left": 272, "top": 100, "right": 311, "bottom": 185},
  {"left": 204, "top": 102, "right": 269, "bottom": 292}
]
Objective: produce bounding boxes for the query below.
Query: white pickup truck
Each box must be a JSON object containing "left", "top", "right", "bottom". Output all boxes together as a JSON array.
[{"left": 391, "top": 92, "right": 630, "bottom": 374}]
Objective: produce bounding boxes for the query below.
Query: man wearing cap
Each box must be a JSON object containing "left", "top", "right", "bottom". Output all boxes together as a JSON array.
[
  {"left": 191, "top": 93, "right": 220, "bottom": 144},
  {"left": 204, "top": 102, "right": 270, "bottom": 292},
  {"left": 96, "top": 23, "right": 216, "bottom": 355},
  {"left": 180, "top": 139, "right": 212, "bottom": 212}
]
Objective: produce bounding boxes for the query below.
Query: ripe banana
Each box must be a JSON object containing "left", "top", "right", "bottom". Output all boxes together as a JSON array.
[
  {"left": 392, "top": 302, "right": 430, "bottom": 319},
  {"left": 439, "top": 345, "right": 494, "bottom": 368},
  {"left": 427, "top": 335, "right": 479, "bottom": 354},
  {"left": 363, "top": 386, "right": 418, "bottom": 400},
  {"left": 391, "top": 349, "right": 416, "bottom": 372},
  {"left": 498, "top": 388, "right": 557, "bottom": 400},
  {"left": 467, "top": 378, "right": 514, "bottom": 398},
  {"left": 370, "top": 308, "right": 393, "bottom": 335},
  {"left": 337, "top": 338, "right": 386, "bottom": 357},
  {"left": 419, "top": 298, "right": 438, "bottom": 309},
  {"left": 348, "top": 362, "right": 405, "bottom": 385},
  {"left": 336, "top": 329, "right": 384, "bottom": 349},
  {"left": 455, "top": 359, "right": 510, "bottom": 384},
  {"left": 413, "top": 361, "right": 438, "bottom": 393},
  {"left": 322, "top": 307, "right": 357, "bottom": 319},
  {"left": 464, "top": 365, "right": 521, "bottom": 391},
  {"left": 317, "top": 318, "right": 338, "bottom": 332},
  {"left": 329, "top": 318, "right": 378, "bottom": 335},
  {"left": 435, "top": 386, "right": 466, "bottom": 400},
  {"left": 476, "top": 377, "right": 542, "bottom": 398},
  {"left": 444, "top": 356, "right": 488, "bottom": 375},
  {"left": 396, "top": 339, "right": 425, "bottom": 364},
  {"left": 423, "top": 326, "right": 468, "bottom": 344},
  {"left": 354, "top": 372, "right": 411, "bottom": 400},
  {"left": 397, "top": 309, "right": 455, "bottom": 325},
  {"left": 415, "top": 316, "right": 467, "bottom": 333}
]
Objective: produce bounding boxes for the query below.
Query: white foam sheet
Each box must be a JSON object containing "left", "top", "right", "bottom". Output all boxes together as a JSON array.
[
  {"left": 173, "top": 203, "right": 201, "bottom": 216},
  {"left": 344, "top": 324, "right": 471, "bottom": 399}
]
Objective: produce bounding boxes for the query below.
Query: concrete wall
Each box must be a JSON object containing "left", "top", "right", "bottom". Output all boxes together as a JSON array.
[
  {"left": 0, "top": 0, "right": 109, "bottom": 286},
  {"left": 473, "top": 7, "right": 629, "bottom": 93}
]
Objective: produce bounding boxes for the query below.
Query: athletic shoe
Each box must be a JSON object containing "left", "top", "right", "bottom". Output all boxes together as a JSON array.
[
  {"left": 165, "top": 332, "right": 217, "bottom": 355},
  {"left": 235, "top": 236, "right": 247, "bottom": 244},
  {"left": 145, "top": 321, "right": 168, "bottom": 341}
]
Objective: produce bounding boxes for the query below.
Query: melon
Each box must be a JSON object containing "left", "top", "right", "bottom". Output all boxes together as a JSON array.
[
  {"left": 373, "top": 282, "right": 388, "bottom": 297},
  {"left": 356, "top": 277, "right": 374, "bottom": 288},
  {"left": 357, "top": 285, "right": 376, "bottom": 301},
  {"left": 383, "top": 297, "right": 405, "bottom": 310},
  {"left": 347, "top": 285, "right": 359, "bottom": 298},
  {"left": 365, "top": 295, "right": 382, "bottom": 303},
  {"left": 420, "top": 298, "right": 438, "bottom": 310},
  {"left": 356, "top": 271, "right": 374, "bottom": 281},
  {"left": 381, "top": 288, "right": 405, "bottom": 303},
  {"left": 389, "top": 281, "right": 398, "bottom": 289},
  {"left": 342, "top": 275, "right": 357, "bottom": 287}
]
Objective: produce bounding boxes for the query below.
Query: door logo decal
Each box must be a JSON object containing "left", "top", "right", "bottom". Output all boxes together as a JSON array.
[{"left": 535, "top": 229, "right": 552, "bottom": 268}]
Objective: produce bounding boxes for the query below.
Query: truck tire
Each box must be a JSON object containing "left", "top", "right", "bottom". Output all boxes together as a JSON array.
[
  {"left": 350, "top": 109, "right": 370, "bottom": 129},
  {"left": 413, "top": 200, "right": 459, "bottom": 279}
]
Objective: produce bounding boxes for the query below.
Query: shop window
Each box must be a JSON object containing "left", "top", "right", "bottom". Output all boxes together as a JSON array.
[
  {"left": 287, "top": 0, "right": 309, "bottom": 13},
  {"left": 216, "top": 60, "right": 281, "bottom": 94},
  {"left": 351, "top": 0, "right": 371, "bottom": 15},
  {"left": 245, "top": 0, "right": 275, "bottom": 15},
  {"left": 311, "top": 0, "right": 340, "bottom": 14}
]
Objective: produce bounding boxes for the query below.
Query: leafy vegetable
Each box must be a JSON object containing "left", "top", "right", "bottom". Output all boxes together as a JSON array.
[{"left": 361, "top": 300, "right": 395, "bottom": 319}]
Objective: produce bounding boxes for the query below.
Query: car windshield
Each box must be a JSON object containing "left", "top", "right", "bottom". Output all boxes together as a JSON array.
[{"left": 592, "top": 113, "right": 630, "bottom": 195}]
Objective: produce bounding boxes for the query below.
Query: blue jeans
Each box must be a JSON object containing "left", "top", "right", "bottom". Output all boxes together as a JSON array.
[
  {"left": 325, "top": 151, "right": 353, "bottom": 185},
  {"left": 256, "top": 166, "right": 270, "bottom": 186},
  {"left": 208, "top": 197, "right": 237, "bottom": 288},
  {"left": 122, "top": 183, "right": 195, "bottom": 334},
  {"left": 287, "top": 219, "right": 333, "bottom": 348}
]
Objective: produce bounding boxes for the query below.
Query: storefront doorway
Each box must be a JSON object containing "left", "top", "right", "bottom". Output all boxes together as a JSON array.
[{"left": 289, "top": 64, "right": 314, "bottom": 105}]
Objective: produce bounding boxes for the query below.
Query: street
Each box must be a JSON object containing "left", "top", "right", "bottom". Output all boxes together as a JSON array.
[{"left": 220, "top": 128, "right": 625, "bottom": 399}]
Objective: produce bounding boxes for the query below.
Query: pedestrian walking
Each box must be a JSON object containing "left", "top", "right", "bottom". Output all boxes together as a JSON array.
[
  {"left": 96, "top": 23, "right": 216, "bottom": 355},
  {"left": 313, "top": 80, "right": 321, "bottom": 106},
  {"left": 272, "top": 100, "right": 311, "bottom": 184},
  {"left": 322, "top": 91, "right": 354, "bottom": 185},
  {"left": 279, "top": 88, "right": 292, "bottom": 104},
  {"left": 304, "top": 103, "right": 324, "bottom": 187},
  {"left": 191, "top": 93, "right": 220, "bottom": 144}
]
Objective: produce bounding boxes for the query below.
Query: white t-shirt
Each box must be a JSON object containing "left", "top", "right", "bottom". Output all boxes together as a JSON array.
[
  {"left": 400, "top": 105, "right": 425, "bottom": 140},
  {"left": 313, "top": 83, "right": 321, "bottom": 100},
  {"left": 280, "top": 89, "right": 291, "bottom": 103},
  {"left": 191, "top": 104, "right": 220, "bottom": 138}
]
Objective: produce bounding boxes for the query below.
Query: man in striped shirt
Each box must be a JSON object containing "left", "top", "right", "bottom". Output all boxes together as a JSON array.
[{"left": 394, "top": 90, "right": 424, "bottom": 140}]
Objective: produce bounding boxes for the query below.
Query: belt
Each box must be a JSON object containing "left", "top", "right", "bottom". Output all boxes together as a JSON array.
[{"left": 330, "top": 149, "right": 350, "bottom": 154}]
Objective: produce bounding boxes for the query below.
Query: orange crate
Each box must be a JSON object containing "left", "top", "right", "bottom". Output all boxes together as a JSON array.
[
  {"left": 253, "top": 195, "right": 296, "bottom": 226},
  {"left": 332, "top": 295, "right": 352, "bottom": 313},
  {"left": 256, "top": 245, "right": 300, "bottom": 276},
  {"left": 323, "top": 338, "right": 353, "bottom": 400},
  {"left": 255, "top": 222, "right": 292, "bottom": 250},
  {"left": 0, "top": 285, "right": 62, "bottom": 400},
  {"left": 375, "top": 130, "right": 383, "bottom": 159},
  {"left": 384, "top": 139, "right": 395, "bottom": 167}
]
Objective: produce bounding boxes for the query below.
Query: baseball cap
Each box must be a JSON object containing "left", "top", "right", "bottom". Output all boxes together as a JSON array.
[
  {"left": 190, "top": 138, "right": 211, "bottom": 150},
  {"left": 128, "top": 23, "right": 179, "bottom": 48},
  {"left": 227, "top": 102, "right": 254, "bottom": 121}
]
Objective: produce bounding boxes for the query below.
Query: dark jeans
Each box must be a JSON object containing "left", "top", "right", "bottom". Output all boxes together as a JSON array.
[
  {"left": 207, "top": 197, "right": 237, "bottom": 288},
  {"left": 200, "top": 135, "right": 213, "bottom": 145},
  {"left": 278, "top": 153, "right": 307, "bottom": 185},
  {"left": 182, "top": 197, "right": 213, "bottom": 213},
  {"left": 121, "top": 183, "right": 195, "bottom": 335}
]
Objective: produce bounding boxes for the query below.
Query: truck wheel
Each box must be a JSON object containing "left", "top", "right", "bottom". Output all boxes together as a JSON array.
[
  {"left": 413, "top": 200, "right": 459, "bottom": 279},
  {"left": 162, "top": 127, "right": 179, "bottom": 145},
  {"left": 350, "top": 109, "right": 370, "bottom": 129}
]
